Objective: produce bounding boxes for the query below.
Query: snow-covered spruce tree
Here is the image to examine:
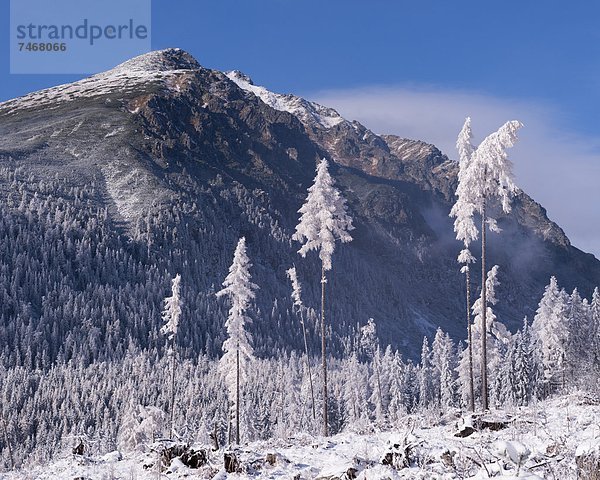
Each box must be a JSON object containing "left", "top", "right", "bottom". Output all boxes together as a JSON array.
[
  {"left": 286, "top": 266, "right": 316, "bottom": 420},
  {"left": 496, "top": 315, "right": 544, "bottom": 406},
  {"left": 450, "top": 117, "right": 478, "bottom": 411},
  {"left": 531, "top": 276, "right": 570, "bottom": 393},
  {"left": 432, "top": 328, "right": 457, "bottom": 410},
  {"left": 341, "top": 351, "right": 370, "bottom": 429},
  {"left": 469, "top": 265, "right": 512, "bottom": 406},
  {"left": 520, "top": 317, "right": 544, "bottom": 401},
  {"left": 591, "top": 287, "right": 600, "bottom": 347},
  {"left": 216, "top": 237, "right": 258, "bottom": 444},
  {"left": 566, "top": 288, "right": 591, "bottom": 382},
  {"left": 590, "top": 288, "right": 600, "bottom": 389},
  {"left": 118, "top": 404, "right": 165, "bottom": 452},
  {"left": 417, "top": 337, "right": 435, "bottom": 408},
  {"left": 498, "top": 317, "right": 541, "bottom": 407},
  {"left": 401, "top": 359, "right": 419, "bottom": 413},
  {"left": 292, "top": 158, "right": 354, "bottom": 436},
  {"left": 386, "top": 349, "right": 409, "bottom": 422},
  {"left": 160, "top": 273, "right": 182, "bottom": 439},
  {"left": 451, "top": 119, "right": 522, "bottom": 410},
  {"left": 497, "top": 330, "right": 523, "bottom": 406},
  {"left": 360, "top": 318, "right": 386, "bottom": 421},
  {"left": 373, "top": 346, "right": 393, "bottom": 422}
]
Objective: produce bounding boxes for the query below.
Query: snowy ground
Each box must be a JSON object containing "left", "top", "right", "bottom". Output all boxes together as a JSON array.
[{"left": 6, "top": 392, "right": 599, "bottom": 479}]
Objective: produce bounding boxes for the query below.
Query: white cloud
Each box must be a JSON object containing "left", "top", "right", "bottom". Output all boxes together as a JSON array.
[{"left": 309, "top": 86, "right": 600, "bottom": 259}]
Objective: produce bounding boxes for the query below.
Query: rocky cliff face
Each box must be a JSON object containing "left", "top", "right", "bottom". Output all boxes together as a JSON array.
[{"left": 0, "top": 48, "right": 597, "bottom": 362}]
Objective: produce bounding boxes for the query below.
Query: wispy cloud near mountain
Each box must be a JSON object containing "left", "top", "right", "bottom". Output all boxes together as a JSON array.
[{"left": 310, "top": 86, "right": 600, "bottom": 258}]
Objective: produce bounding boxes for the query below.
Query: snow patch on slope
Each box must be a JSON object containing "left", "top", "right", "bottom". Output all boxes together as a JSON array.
[
  {"left": 226, "top": 70, "right": 345, "bottom": 129},
  {"left": 100, "top": 159, "right": 170, "bottom": 222}
]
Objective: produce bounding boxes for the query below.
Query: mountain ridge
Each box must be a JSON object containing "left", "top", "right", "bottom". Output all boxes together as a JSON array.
[{"left": 0, "top": 48, "right": 597, "bottom": 364}]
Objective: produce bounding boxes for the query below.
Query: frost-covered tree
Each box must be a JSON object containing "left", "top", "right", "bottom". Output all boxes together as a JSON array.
[
  {"left": 467, "top": 265, "right": 511, "bottom": 406},
  {"left": 497, "top": 316, "right": 543, "bottom": 406},
  {"left": 403, "top": 361, "right": 420, "bottom": 414},
  {"left": 590, "top": 288, "right": 600, "bottom": 370},
  {"left": 450, "top": 117, "right": 478, "bottom": 412},
  {"left": 118, "top": 404, "right": 165, "bottom": 452},
  {"left": 342, "top": 352, "right": 369, "bottom": 428},
  {"left": 286, "top": 266, "right": 315, "bottom": 420},
  {"left": 566, "top": 289, "right": 590, "bottom": 377},
  {"left": 287, "top": 266, "right": 303, "bottom": 309},
  {"left": 451, "top": 118, "right": 522, "bottom": 410},
  {"left": 531, "top": 277, "right": 570, "bottom": 392},
  {"left": 471, "top": 266, "right": 502, "bottom": 333},
  {"left": 216, "top": 237, "right": 258, "bottom": 444},
  {"left": 521, "top": 317, "right": 544, "bottom": 400},
  {"left": 498, "top": 331, "right": 522, "bottom": 406},
  {"left": 417, "top": 337, "right": 434, "bottom": 408},
  {"left": 160, "top": 273, "right": 182, "bottom": 439},
  {"left": 374, "top": 346, "right": 394, "bottom": 422},
  {"left": 387, "top": 350, "right": 410, "bottom": 422},
  {"left": 586, "top": 288, "right": 600, "bottom": 393},
  {"left": 432, "top": 328, "right": 457, "bottom": 409},
  {"left": 360, "top": 318, "right": 385, "bottom": 419},
  {"left": 293, "top": 158, "right": 354, "bottom": 436}
]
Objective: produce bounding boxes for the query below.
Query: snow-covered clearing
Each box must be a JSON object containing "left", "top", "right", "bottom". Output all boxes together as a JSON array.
[{"left": 7, "top": 392, "right": 598, "bottom": 479}]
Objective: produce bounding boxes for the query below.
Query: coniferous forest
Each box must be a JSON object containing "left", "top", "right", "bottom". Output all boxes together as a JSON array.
[{"left": 0, "top": 156, "right": 598, "bottom": 470}]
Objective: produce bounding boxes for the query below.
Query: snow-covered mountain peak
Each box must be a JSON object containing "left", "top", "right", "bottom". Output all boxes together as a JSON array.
[
  {"left": 225, "top": 70, "right": 345, "bottom": 130},
  {"left": 0, "top": 49, "right": 201, "bottom": 116},
  {"left": 104, "top": 48, "right": 202, "bottom": 75}
]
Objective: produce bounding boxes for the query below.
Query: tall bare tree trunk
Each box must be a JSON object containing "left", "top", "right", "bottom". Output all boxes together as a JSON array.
[
  {"left": 236, "top": 346, "right": 240, "bottom": 444},
  {"left": 169, "top": 344, "right": 176, "bottom": 439},
  {"left": 481, "top": 199, "right": 489, "bottom": 411},
  {"left": 227, "top": 409, "right": 232, "bottom": 445},
  {"left": 321, "top": 265, "right": 328, "bottom": 436},
  {"left": 299, "top": 309, "right": 316, "bottom": 420},
  {"left": 466, "top": 267, "right": 475, "bottom": 412}
]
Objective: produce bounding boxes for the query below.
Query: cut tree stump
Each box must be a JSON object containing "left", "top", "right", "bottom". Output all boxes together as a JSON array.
[
  {"left": 72, "top": 441, "right": 84, "bottom": 456},
  {"left": 224, "top": 451, "right": 239, "bottom": 473}
]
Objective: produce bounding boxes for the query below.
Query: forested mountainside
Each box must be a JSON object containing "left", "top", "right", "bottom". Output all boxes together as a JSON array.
[{"left": 0, "top": 48, "right": 599, "bottom": 369}]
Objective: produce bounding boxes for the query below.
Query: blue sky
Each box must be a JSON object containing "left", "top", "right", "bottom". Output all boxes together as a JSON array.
[{"left": 1, "top": 0, "right": 599, "bottom": 256}]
